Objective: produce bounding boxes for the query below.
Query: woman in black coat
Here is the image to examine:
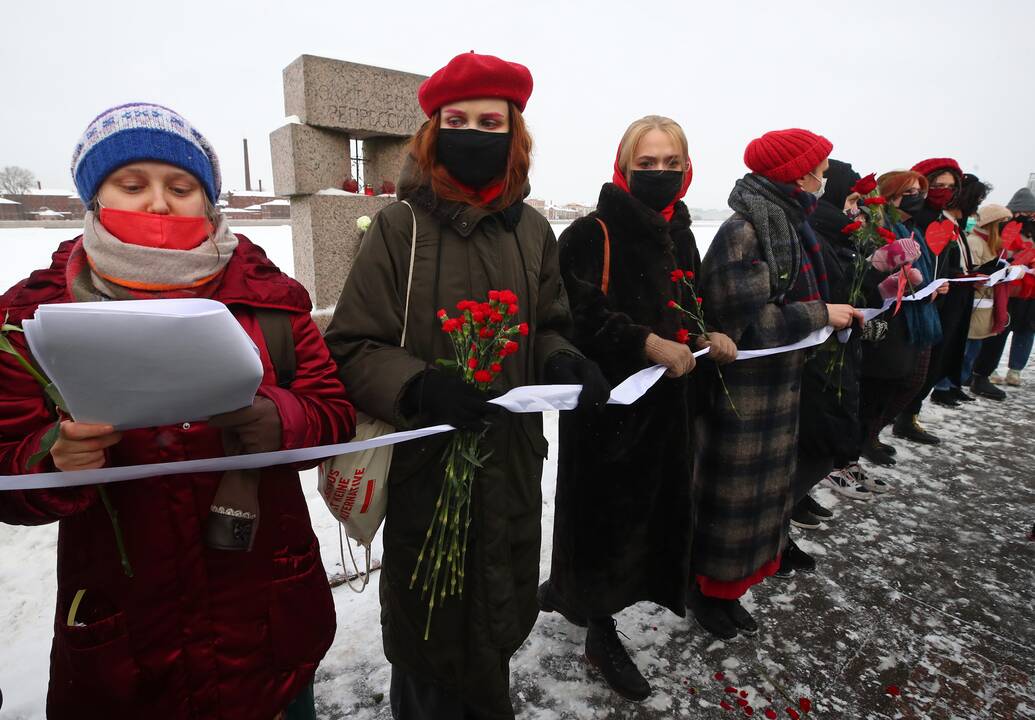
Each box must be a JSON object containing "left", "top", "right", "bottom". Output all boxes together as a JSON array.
[{"left": 540, "top": 116, "right": 735, "bottom": 703}]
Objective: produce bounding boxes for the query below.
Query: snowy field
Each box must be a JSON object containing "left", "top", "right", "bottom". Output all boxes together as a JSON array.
[{"left": 1, "top": 221, "right": 1031, "bottom": 719}]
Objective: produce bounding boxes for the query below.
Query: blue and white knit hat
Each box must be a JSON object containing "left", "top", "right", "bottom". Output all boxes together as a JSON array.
[{"left": 71, "top": 103, "right": 221, "bottom": 204}]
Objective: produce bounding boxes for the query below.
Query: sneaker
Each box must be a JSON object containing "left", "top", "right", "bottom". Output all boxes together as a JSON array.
[
  {"left": 930, "top": 388, "right": 960, "bottom": 407},
  {"left": 845, "top": 461, "right": 889, "bottom": 493},
  {"left": 585, "top": 618, "right": 651, "bottom": 701},
  {"left": 791, "top": 504, "right": 822, "bottom": 530},
  {"left": 776, "top": 540, "right": 816, "bottom": 577},
  {"left": 822, "top": 469, "right": 873, "bottom": 501},
  {"left": 687, "top": 585, "right": 738, "bottom": 640},
  {"left": 1006, "top": 369, "right": 1022, "bottom": 386},
  {"left": 721, "top": 599, "right": 758, "bottom": 636},
  {"left": 990, "top": 371, "right": 1005, "bottom": 385},
  {"left": 862, "top": 439, "right": 896, "bottom": 466},
  {"left": 537, "top": 581, "right": 588, "bottom": 627},
  {"left": 893, "top": 414, "right": 941, "bottom": 445},
  {"left": 951, "top": 386, "right": 976, "bottom": 402},
  {"left": 971, "top": 375, "right": 1007, "bottom": 401},
  {"left": 800, "top": 493, "right": 834, "bottom": 520}
]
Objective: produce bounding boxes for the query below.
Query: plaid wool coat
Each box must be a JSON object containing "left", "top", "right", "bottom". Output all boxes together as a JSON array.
[{"left": 692, "top": 213, "right": 828, "bottom": 584}]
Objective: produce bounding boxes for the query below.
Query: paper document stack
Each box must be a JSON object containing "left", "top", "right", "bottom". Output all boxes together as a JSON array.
[{"left": 23, "top": 298, "right": 264, "bottom": 430}]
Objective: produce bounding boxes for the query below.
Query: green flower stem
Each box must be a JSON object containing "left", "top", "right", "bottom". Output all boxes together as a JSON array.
[{"left": 98, "top": 486, "right": 133, "bottom": 578}]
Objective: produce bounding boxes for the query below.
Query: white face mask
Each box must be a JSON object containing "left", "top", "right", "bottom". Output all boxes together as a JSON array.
[{"left": 809, "top": 172, "right": 827, "bottom": 199}]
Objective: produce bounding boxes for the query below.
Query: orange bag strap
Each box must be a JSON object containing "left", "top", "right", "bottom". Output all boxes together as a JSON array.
[{"left": 595, "top": 217, "right": 611, "bottom": 295}]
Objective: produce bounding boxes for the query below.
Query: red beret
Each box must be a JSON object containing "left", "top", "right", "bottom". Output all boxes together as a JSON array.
[
  {"left": 911, "top": 157, "right": 963, "bottom": 178},
  {"left": 743, "top": 128, "right": 833, "bottom": 183},
  {"left": 418, "top": 52, "right": 533, "bottom": 116}
]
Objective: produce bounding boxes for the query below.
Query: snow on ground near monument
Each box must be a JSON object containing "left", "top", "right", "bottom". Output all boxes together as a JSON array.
[{"left": 1, "top": 221, "right": 1031, "bottom": 718}]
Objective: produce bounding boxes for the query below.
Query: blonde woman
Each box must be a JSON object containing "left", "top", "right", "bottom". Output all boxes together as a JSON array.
[{"left": 539, "top": 116, "right": 735, "bottom": 701}]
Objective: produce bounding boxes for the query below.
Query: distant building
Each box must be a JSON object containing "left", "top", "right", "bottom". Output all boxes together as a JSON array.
[
  {"left": 0, "top": 197, "right": 22, "bottom": 220},
  {"left": 527, "top": 198, "right": 595, "bottom": 222},
  {"left": 0, "top": 188, "right": 85, "bottom": 220}
]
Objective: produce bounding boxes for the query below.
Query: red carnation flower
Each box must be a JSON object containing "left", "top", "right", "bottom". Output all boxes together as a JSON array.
[
  {"left": 886, "top": 685, "right": 901, "bottom": 696},
  {"left": 744, "top": 708, "right": 754, "bottom": 717},
  {"left": 696, "top": 296, "right": 704, "bottom": 305},
  {"left": 489, "top": 311, "right": 504, "bottom": 323},
  {"left": 479, "top": 327, "right": 493, "bottom": 338},
  {"left": 740, "top": 691, "right": 748, "bottom": 698},
  {"left": 737, "top": 698, "right": 749, "bottom": 707},
  {"left": 765, "top": 710, "right": 778, "bottom": 719},
  {"left": 467, "top": 357, "right": 478, "bottom": 370},
  {"left": 503, "top": 340, "right": 519, "bottom": 356},
  {"left": 852, "top": 173, "right": 878, "bottom": 195},
  {"left": 488, "top": 290, "right": 500, "bottom": 301},
  {"left": 798, "top": 698, "right": 812, "bottom": 712},
  {"left": 786, "top": 709, "right": 800, "bottom": 720},
  {"left": 714, "top": 672, "right": 725, "bottom": 681},
  {"left": 473, "top": 370, "right": 492, "bottom": 384},
  {"left": 842, "top": 220, "right": 864, "bottom": 234},
  {"left": 671, "top": 269, "right": 685, "bottom": 282},
  {"left": 864, "top": 196, "right": 887, "bottom": 206},
  {"left": 437, "top": 308, "right": 447, "bottom": 319},
  {"left": 877, "top": 227, "right": 897, "bottom": 243},
  {"left": 676, "top": 328, "right": 690, "bottom": 344},
  {"left": 667, "top": 300, "right": 679, "bottom": 309},
  {"left": 519, "top": 322, "right": 529, "bottom": 336},
  {"left": 725, "top": 686, "right": 738, "bottom": 694},
  {"left": 472, "top": 311, "right": 485, "bottom": 324},
  {"left": 720, "top": 700, "right": 734, "bottom": 711},
  {"left": 490, "top": 363, "right": 502, "bottom": 373}
]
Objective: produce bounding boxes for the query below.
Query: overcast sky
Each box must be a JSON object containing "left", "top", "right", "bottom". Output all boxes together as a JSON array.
[{"left": 2, "top": 0, "right": 1033, "bottom": 209}]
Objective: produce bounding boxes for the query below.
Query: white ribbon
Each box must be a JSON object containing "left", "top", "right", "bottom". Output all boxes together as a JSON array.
[{"left": 2, "top": 268, "right": 1026, "bottom": 491}]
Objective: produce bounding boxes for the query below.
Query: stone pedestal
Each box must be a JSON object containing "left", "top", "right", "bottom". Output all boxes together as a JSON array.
[{"left": 270, "top": 56, "right": 428, "bottom": 326}]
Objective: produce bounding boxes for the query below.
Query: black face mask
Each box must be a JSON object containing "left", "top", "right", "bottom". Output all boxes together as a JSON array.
[
  {"left": 435, "top": 129, "right": 511, "bottom": 189},
  {"left": 899, "top": 193, "right": 926, "bottom": 216},
  {"left": 629, "top": 170, "right": 683, "bottom": 213}
]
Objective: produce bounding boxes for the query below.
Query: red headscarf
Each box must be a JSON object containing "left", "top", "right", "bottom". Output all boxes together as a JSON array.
[{"left": 612, "top": 147, "right": 693, "bottom": 222}]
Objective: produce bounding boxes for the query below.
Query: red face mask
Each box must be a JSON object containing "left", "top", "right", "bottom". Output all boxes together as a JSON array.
[
  {"left": 99, "top": 207, "right": 213, "bottom": 250},
  {"left": 926, "top": 187, "right": 956, "bottom": 211}
]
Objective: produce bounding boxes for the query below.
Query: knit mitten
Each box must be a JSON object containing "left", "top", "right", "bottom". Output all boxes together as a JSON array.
[{"left": 870, "top": 237, "right": 921, "bottom": 272}]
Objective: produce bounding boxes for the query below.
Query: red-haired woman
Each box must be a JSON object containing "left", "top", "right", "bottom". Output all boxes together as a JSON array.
[
  {"left": 325, "top": 53, "right": 607, "bottom": 720},
  {"left": 853, "top": 171, "right": 943, "bottom": 470}
]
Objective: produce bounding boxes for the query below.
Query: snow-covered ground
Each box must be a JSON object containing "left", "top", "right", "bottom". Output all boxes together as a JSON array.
[{"left": 1, "top": 222, "right": 1030, "bottom": 719}]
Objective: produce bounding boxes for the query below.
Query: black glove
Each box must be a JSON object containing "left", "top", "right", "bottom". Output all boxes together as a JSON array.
[
  {"left": 544, "top": 354, "right": 611, "bottom": 414},
  {"left": 401, "top": 370, "right": 501, "bottom": 431}
]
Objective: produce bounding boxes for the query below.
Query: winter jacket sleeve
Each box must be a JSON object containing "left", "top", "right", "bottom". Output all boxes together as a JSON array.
[
  {"left": 256, "top": 310, "right": 356, "bottom": 457},
  {"left": 0, "top": 331, "right": 98, "bottom": 525},
  {"left": 324, "top": 205, "right": 431, "bottom": 428},
  {"left": 701, "top": 217, "right": 828, "bottom": 350},
  {"left": 531, "top": 219, "right": 582, "bottom": 380},
  {"left": 557, "top": 218, "right": 651, "bottom": 378}
]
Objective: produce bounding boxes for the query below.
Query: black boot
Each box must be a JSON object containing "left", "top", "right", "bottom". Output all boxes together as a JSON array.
[
  {"left": 875, "top": 439, "right": 897, "bottom": 456},
  {"left": 950, "top": 386, "right": 976, "bottom": 402},
  {"left": 722, "top": 599, "right": 758, "bottom": 636},
  {"left": 861, "top": 438, "right": 896, "bottom": 466},
  {"left": 892, "top": 413, "right": 941, "bottom": 445},
  {"left": 800, "top": 493, "right": 834, "bottom": 520},
  {"left": 971, "top": 375, "right": 1007, "bottom": 401},
  {"left": 687, "top": 585, "right": 738, "bottom": 640},
  {"left": 537, "top": 581, "right": 588, "bottom": 627},
  {"left": 585, "top": 617, "right": 651, "bottom": 701},
  {"left": 776, "top": 539, "right": 816, "bottom": 577}
]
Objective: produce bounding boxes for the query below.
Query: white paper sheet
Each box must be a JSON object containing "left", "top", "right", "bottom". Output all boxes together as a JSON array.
[{"left": 22, "top": 298, "right": 263, "bottom": 430}]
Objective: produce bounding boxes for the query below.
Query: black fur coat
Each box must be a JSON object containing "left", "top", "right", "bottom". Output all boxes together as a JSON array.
[{"left": 546, "top": 183, "right": 700, "bottom": 618}]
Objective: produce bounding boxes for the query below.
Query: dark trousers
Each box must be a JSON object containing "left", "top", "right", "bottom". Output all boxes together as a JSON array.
[
  {"left": 974, "top": 331, "right": 1010, "bottom": 377},
  {"left": 909, "top": 288, "right": 973, "bottom": 413},
  {"left": 861, "top": 347, "right": 932, "bottom": 439},
  {"left": 390, "top": 665, "right": 491, "bottom": 720}
]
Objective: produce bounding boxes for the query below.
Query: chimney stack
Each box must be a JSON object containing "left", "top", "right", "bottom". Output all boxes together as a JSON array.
[{"left": 243, "top": 138, "right": 252, "bottom": 192}]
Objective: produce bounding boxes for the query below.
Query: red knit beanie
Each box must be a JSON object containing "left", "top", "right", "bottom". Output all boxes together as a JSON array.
[
  {"left": 743, "top": 128, "right": 833, "bottom": 183},
  {"left": 418, "top": 52, "right": 533, "bottom": 117},
  {"left": 911, "top": 157, "right": 962, "bottom": 178}
]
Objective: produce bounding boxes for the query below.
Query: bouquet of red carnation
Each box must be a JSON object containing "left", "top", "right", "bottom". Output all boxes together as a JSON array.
[
  {"left": 666, "top": 270, "right": 737, "bottom": 414},
  {"left": 410, "top": 289, "right": 528, "bottom": 639}
]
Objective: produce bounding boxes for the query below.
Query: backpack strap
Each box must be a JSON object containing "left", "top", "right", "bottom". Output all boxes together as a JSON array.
[
  {"left": 595, "top": 217, "right": 611, "bottom": 295},
  {"left": 254, "top": 309, "right": 297, "bottom": 388}
]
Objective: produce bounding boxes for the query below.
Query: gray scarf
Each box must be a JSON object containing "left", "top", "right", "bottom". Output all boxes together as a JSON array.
[{"left": 727, "top": 174, "right": 804, "bottom": 299}]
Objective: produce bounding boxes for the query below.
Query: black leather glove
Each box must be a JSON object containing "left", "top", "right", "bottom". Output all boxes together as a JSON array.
[
  {"left": 401, "top": 370, "right": 501, "bottom": 431},
  {"left": 544, "top": 354, "right": 611, "bottom": 414}
]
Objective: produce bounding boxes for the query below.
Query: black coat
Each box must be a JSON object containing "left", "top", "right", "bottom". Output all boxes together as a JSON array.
[
  {"left": 547, "top": 183, "right": 698, "bottom": 618},
  {"left": 798, "top": 199, "right": 864, "bottom": 469}
]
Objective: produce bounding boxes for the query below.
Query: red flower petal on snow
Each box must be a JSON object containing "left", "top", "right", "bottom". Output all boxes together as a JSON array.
[
  {"left": 725, "top": 686, "right": 738, "bottom": 694},
  {"left": 744, "top": 708, "right": 754, "bottom": 717},
  {"left": 886, "top": 685, "right": 901, "bottom": 696},
  {"left": 798, "top": 698, "right": 811, "bottom": 712},
  {"left": 740, "top": 690, "right": 749, "bottom": 698},
  {"left": 737, "top": 698, "right": 749, "bottom": 707},
  {"left": 765, "top": 710, "right": 778, "bottom": 719},
  {"left": 720, "top": 700, "right": 734, "bottom": 711},
  {"left": 786, "top": 709, "right": 800, "bottom": 720},
  {"left": 714, "top": 672, "right": 726, "bottom": 681}
]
